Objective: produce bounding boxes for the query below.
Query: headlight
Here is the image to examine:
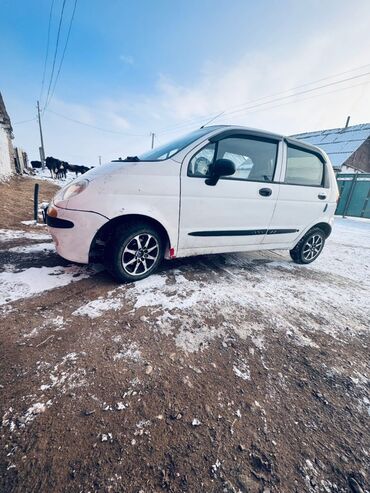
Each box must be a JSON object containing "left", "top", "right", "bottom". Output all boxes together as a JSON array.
[{"left": 58, "top": 179, "right": 89, "bottom": 202}]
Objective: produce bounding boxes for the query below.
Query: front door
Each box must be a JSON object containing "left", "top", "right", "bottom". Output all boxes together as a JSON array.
[{"left": 178, "top": 134, "right": 282, "bottom": 255}]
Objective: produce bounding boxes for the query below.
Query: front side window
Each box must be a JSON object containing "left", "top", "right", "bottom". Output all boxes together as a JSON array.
[
  {"left": 217, "top": 137, "right": 277, "bottom": 182},
  {"left": 188, "top": 143, "right": 216, "bottom": 177},
  {"left": 285, "top": 146, "right": 324, "bottom": 187},
  {"left": 188, "top": 136, "right": 278, "bottom": 182}
]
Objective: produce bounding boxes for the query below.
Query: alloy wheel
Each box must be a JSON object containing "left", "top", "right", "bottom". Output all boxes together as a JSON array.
[
  {"left": 121, "top": 233, "right": 159, "bottom": 276},
  {"left": 302, "top": 234, "right": 323, "bottom": 261}
]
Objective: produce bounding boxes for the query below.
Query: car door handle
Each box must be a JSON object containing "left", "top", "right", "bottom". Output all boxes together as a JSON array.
[
  {"left": 259, "top": 188, "right": 272, "bottom": 197},
  {"left": 318, "top": 193, "right": 327, "bottom": 200}
]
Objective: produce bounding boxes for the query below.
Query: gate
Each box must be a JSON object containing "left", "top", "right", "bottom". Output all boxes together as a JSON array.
[{"left": 336, "top": 173, "right": 370, "bottom": 219}]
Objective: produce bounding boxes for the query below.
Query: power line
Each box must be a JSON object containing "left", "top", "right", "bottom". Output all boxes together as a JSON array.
[
  {"left": 156, "top": 62, "right": 370, "bottom": 134},
  {"left": 46, "top": 108, "right": 146, "bottom": 136},
  {"left": 225, "top": 79, "right": 370, "bottom": 119},
  {"left": 162, "top": 78, "right": 370, "bottom": 138},
  {"left": 39, "top": 0, "right": 55, "bottom": 105},
  {"left": 214, "top": 62, "right": 370, "bottom": 117},
  {"left": 43, "top": 0, "right": 67, "bottom": 112},
  {"left": 13, "top": 117, "right": 38, "bottom": 125},
  {"left": 46, "top": 0, "right": 78, "bottom": 108},
  {"left": 158, "top": 69, "right": 370, "bottom": 135},
  {"left": 220, "top": 70, "right": 370, "bottom": 119},
  {"left": 156, "top": 62, "right": 370, "bottom": 135}
]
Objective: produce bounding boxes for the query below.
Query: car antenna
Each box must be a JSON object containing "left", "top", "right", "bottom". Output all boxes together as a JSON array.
[{"left": 200, "top": 111, "right": 225, "bottom": 128}]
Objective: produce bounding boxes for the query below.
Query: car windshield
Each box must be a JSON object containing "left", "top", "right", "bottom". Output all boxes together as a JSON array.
[{"left": 138, "top": 127, "right": 217, "bottom": 161}]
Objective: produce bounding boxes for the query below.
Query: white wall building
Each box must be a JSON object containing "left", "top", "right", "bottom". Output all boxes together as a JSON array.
[{"left": 0, "top": 92, "right": 15, "bottom": 179}]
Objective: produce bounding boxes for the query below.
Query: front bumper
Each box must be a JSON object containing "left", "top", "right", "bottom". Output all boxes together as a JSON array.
[{"left": 47, "top": 206, "right": 108, "bottom": 264}]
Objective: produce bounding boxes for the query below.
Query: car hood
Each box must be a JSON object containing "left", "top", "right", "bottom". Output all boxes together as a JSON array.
[
  {"left": 56, "top": 158, "right": 181, "bottom": 216},
  {"left": 82, "top": 161, "right": 143, "bottom": 181}
]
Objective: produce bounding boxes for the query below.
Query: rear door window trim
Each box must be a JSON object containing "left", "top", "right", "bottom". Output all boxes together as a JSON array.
[{"left": 284, "top": 142, "right": 329, "bottom": 189}]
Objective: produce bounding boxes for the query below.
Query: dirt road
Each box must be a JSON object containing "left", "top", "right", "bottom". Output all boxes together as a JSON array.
[{"left": 0, "top": 177, "right": 369, "bottom": 493}]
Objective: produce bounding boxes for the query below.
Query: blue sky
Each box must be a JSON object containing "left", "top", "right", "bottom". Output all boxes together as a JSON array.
[{"left": 1, "top": 0, "right": 370, "bottom": 164}]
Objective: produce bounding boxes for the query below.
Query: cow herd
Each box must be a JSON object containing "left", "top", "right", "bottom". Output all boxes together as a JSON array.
[{"left": 30, "top": 157, "right": 91, "bottom": 179}]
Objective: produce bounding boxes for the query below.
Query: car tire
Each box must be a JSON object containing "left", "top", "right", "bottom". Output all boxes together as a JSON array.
[
  {"left": 105, "top": 221, "right": 164, "bottom": 283},
  {"left": 289, "top": 228, "right": 326, "bottom": 264}
]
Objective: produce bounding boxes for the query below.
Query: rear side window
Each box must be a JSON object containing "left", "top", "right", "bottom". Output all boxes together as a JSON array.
[{"left": 285, "top": 146, "right": 325, "bottom": 187}]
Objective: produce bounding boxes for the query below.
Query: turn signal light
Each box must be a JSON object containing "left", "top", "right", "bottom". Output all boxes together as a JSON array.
[{"left": 47, "top": 205, "right": 58, "bottom": 218}]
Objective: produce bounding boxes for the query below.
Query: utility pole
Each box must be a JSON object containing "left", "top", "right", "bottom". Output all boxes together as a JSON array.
[
  {"left": 99, "top": 155, "right": 102, "bottom": 166},
  {"left": 37, "top": 101, "right": 46, "bottom": 168},
  {"left": 150, "top": 132, "right": 155, "bottom": 149}
]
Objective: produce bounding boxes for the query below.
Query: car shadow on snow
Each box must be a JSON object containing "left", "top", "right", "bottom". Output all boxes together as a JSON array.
[{"left": 157, "top": 250, "right": 288, "bottom": 278}]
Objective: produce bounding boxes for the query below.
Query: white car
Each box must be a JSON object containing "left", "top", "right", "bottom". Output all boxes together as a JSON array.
[{"left": 46, "top": 125, "right": 339, "bottom": 282}]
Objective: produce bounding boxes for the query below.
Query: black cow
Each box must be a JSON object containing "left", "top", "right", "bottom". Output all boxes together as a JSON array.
[
  {"left": 45, "top": 156, "right": 61, "bottom": 178},
  {"left": 31, "top": 160, "right": 42, "bottom": 169},
  {"left": 45, "top": 157, "right": 91, "bottom": 179},
  {"left": 67, "top": 164, "right": 90, "bottom": 176},
  {"left": 45, "top": 157, "right": 70, "bottom": 179},
  {"left": 56, "top": 162, "right": 68, "bottom": 179}
]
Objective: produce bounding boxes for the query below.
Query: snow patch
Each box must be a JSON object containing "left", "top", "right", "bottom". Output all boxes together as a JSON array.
[
  {"left": 73, "top": 296, "right": 123, "bottom": 318},
  {"left": 233, "top": 360, "right": 251, "bottom": 381},
  {"left": 113, "top": 342, "right": 143, "bottom": 362},
  {"left": 0, "top": 228, "right": 50, "bottom": 242},
  {"left": 22, "top": 401, "right": 53, "bottom": 424},
  {"left": 23, "top": 315, "right": 65, "bottom": 338},
  {"left": 8, "top": 242, "right": 54, "bottom": 254},
  {"left": 0, "top": 265, "right": 93, "bottom": 306}
]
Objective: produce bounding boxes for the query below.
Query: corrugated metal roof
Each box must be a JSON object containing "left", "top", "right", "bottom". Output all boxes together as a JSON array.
[{"left": 291, "top": 123, "right": 370, "bottom": 169}]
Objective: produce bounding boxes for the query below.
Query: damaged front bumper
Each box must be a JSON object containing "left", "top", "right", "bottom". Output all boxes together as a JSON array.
[{"left": 46, "top": 204, "right": 108, "bottom": 264}]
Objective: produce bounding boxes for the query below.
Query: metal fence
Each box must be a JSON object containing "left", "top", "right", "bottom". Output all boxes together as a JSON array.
[{"left": 336, "top": 173, "right": 370, "bottom": 219}]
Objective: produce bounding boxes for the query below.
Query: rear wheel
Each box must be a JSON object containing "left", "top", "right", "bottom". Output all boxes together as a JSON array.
[
  {"left": 289, "top": 228, "right": 325, "bottom": 264},
  {"left": 105, "top": 222, "right": 164, "bottom": 282}
]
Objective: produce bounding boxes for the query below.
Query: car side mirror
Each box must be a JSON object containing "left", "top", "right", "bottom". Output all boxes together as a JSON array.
[{"left": 205, "top": 158, "right": 236, "bottom": 186}]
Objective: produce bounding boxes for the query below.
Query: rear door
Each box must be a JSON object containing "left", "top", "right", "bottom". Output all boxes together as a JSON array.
[
  {"left": 178, "top": 134, "right": 282, "bottom": 254},
  {"left": 264, "top": 142, "right": 330, "bottom": 244}
]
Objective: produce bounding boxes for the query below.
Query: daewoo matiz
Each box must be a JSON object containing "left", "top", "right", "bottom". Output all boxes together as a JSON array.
[{"left": 46, "top": 125, "right": 339, "bottom": 282}]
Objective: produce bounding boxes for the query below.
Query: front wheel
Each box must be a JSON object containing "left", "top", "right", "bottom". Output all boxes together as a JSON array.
[
  {"left": 289, "top": 228, "right": 326, "bottom": 264},
  {"left": 105, "top": 222, "right": 164, "bottom": 283}
]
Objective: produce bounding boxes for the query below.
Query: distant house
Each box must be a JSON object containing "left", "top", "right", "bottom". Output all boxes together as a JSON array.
[
  {"left": 0, "top": 91, "right": 16, "bottom": 179},
  {"left": 291, "top": 123, "right": 370, "bottom": 174}
]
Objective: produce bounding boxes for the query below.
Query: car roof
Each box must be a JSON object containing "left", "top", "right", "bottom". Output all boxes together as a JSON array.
[
  {"left": 204, "top": 125, "right": 327, "bottom": 159},
  {"left": 203, "top": 124, "right": 284, "bottom": 140}
]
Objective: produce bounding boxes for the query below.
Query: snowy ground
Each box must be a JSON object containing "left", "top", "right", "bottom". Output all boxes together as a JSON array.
[
  {"left": 1, "top": 217, "right": 369, "bottom": 337},
  {"left": 26, "top": 166, "right": 74, "bottom": 185},
  {"left": 0, "top": 216, "right": 369, "bottom": 493}
]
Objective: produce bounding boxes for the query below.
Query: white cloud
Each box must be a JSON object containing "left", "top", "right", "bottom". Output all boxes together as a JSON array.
[{"left": 150, "top": 22, "right": 370, "bottom": 137}]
